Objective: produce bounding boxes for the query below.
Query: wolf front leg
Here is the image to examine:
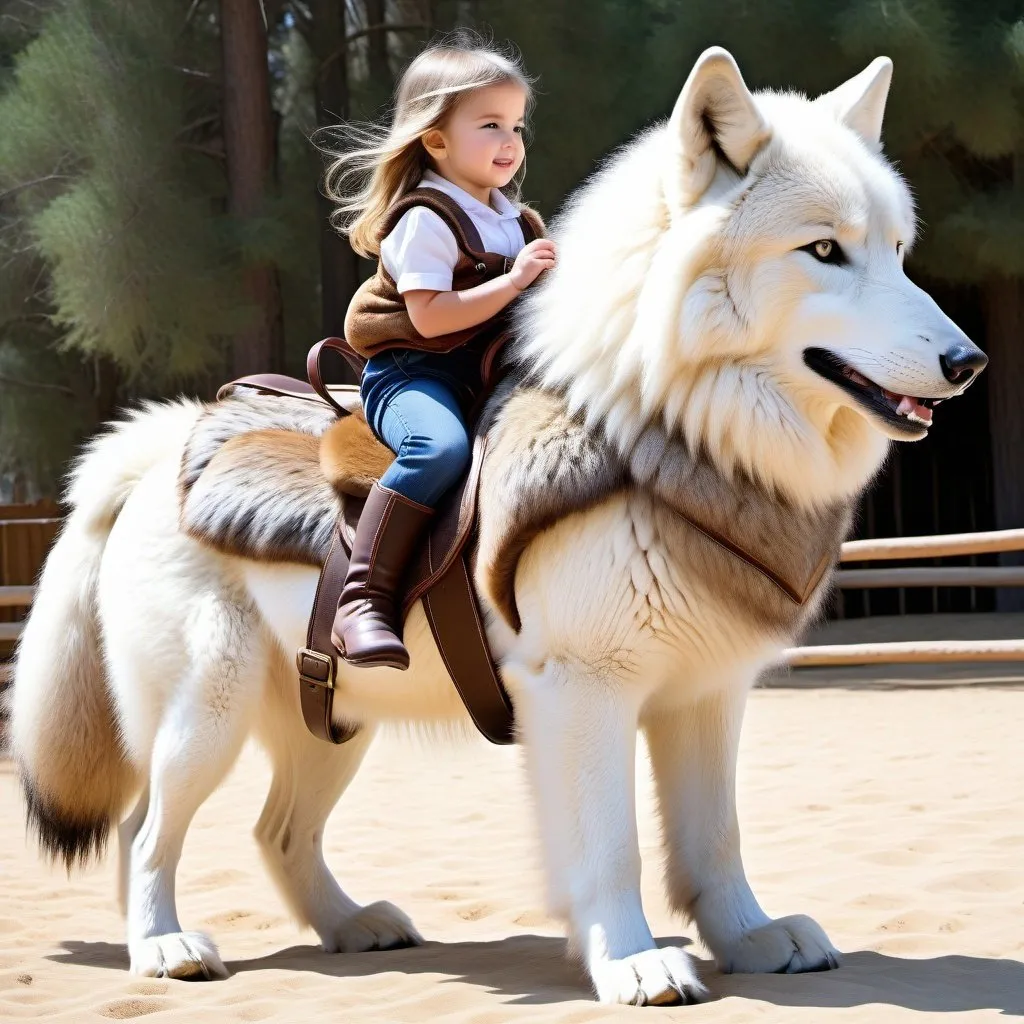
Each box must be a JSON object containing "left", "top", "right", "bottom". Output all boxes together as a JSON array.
[
  {"left": 643, "top": 686, "right": 840, "bottom": 974},
  {"left": 507, "top": 657, "right": 707, "bottom": 1006}
]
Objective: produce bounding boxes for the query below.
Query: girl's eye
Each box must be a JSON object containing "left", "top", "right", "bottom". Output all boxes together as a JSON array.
[
  {"left": 481, "top": 122, "right": 499, "bottom": 129},
  {"left": 514, "top": 125, "right": 524, "bottom": 133},
  {"left": 799, "top": 239, "right": 845, "bottom": 265}
]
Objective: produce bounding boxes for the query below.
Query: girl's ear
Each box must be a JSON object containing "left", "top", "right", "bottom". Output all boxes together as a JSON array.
[
  {"left": 422, "top": 128, "right": 447, "bottom": 161},
  {"left": 664, "top": 47, "right": 769, "bottom": 211}
]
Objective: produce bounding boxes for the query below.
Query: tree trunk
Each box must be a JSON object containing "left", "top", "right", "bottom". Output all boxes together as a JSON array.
[
  {"left": 427, "top": 0, "right": 449, "bottom": 32},
  {"left": 455, "top": 0, "right": 480, "bottom": 26},
  {"left": 364, "top": 0, "right": 394, "bottom": 130},
  {"left": 308, "top": 0, "right": 360, "bottom": 376},
  {"left": 983, "top": 274, "right": 1024, "bottom": 611},
  {"left": 220, "top": 0, "right": 284, "bottom": 376},
  {"left": 366, "top": 0, "right": 390, "bottom": 90},
  {"left": 92, "top": 355, "right": 121, "bottom": 425}
]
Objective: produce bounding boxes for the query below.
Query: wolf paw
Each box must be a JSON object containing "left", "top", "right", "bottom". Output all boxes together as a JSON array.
[
  {"left": 590, "top": 946, "right": 708, "bottom": 1006},
  {"left": 717, "top": 914, "right": 840, "bottom": 974},
  {"left": 130, "top": 931, "right": 228, "bottom": 980},
  {"left": 321, "top": 900, "right": 423, "bottom": 953}
]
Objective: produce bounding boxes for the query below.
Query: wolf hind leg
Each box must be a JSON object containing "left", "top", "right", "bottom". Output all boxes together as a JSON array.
[
  {"left": 504, "top": 657, "right": 707, "bottom": 1007},
  {"left": 253, "top": 659, "right": 421, "bottom": 953},
  {"left": 117, "top": 786, "right": 149, "bottom": 916},
  {"left": 643, "top": 687, "right": 839, "bottom": 974},
  {"left": 124, "top": 601, "right": 264, "bottom": 979}
]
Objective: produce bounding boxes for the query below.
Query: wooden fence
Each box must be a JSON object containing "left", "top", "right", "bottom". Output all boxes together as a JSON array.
[
  {"left": 0, "top": 503, "right": 61, "bottom": 659},
  {"left": 786, "top": 528, "right": 1024, "bottom": 667}
]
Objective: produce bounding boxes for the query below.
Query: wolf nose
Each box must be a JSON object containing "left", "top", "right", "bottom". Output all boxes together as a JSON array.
[{"left": 940, "top": 343, "right": 988, "bottom": 385}]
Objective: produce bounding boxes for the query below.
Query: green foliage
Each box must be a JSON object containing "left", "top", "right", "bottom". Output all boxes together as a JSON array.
[
  {"left": 0, "top": 329, "right": 95, "bottom": 499},
  {"left": 0, "top": 0, "right": 252, "bottom": 385}
]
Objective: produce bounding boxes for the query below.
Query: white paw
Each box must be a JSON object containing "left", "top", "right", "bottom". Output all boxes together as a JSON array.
[
  {"left": 130, "top": 931, "right": 228, "bottom": 980},
  {"left": 590, "top": 946, "right": 708, "bottom": 1006},
  {"left": 717, "top": 915, "right": 840, "bottom": 974},
  {"left": 321, "top": 900, "right": 423, "bottom": 954}
]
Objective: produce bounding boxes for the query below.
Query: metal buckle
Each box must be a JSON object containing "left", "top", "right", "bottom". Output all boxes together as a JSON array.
[{"left": 296, "top": 648, "right": 335, "bottom": 689}]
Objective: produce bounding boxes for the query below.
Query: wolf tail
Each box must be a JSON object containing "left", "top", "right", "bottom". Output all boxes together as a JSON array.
[{"left": 6, "top": 400, "right": 202, "bottom": 870}]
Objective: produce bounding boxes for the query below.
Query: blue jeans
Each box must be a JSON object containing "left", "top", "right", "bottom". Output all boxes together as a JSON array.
[{"left": 360, "top": 350, "right": 472, "bottom": 507}]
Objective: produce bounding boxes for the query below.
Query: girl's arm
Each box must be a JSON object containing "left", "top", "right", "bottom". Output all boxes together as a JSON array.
[{"left": 405, "top": 238, "right": 555, "bottom": 339}]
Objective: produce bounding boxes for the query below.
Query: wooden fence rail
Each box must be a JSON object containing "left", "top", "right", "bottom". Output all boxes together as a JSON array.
[
  {"left": 0, "top": 586, "right": 35, "bottom": 608},
  {"left": 785, "top": 639, "right": 1024, "bottom": 667},
  {"left": 834, "top": 566, "right": 1024, "bottom": 589},
  {"left": 840, "top": 527, "right": 1024, "bottom": 562}
]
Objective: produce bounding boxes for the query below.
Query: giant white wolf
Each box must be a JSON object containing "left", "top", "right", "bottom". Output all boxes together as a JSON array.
[{"left": 10, "top": 48, "right": 986, "bottom": 1006}]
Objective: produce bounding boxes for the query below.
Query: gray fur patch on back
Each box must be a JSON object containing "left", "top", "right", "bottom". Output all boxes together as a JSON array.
[
  {"left": 179, "top": 393, "right": 337, "bottom": 498},
  {"left": 179, "top": 394, "right": 342, "bottom": 566}
]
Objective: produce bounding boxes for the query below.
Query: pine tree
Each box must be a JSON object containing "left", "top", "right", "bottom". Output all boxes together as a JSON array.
[{"left": 0, "top": 1, "right": 254, "bottom": 383}]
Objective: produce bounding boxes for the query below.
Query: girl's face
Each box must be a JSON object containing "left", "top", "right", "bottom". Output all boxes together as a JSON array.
[{"left": 423, "top": 82, "right": 527, "bottom": 202}]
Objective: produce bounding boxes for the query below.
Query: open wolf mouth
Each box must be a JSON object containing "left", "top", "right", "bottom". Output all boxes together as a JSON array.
[{"left": 803, "top": 348, "right": 941, "bottom": 438}]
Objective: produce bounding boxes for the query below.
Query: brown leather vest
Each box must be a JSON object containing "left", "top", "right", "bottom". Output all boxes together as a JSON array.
[{"left": 343, "top": 189, "right": 543, "bottom": 388}]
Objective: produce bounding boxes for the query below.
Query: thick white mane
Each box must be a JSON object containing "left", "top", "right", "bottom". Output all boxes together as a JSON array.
[{"left": 513, "top": 92, "right": 898, "bottom": 510}]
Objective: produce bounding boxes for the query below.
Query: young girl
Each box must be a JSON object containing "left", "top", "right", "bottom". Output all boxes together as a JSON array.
[{"left": 324, "top": 37, "right": 555, "bottom": 670}]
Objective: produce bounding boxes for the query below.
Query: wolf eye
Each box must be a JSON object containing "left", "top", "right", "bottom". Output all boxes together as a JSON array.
[{"left": 800, "top": 239, "right": 845, "bottom": 265}]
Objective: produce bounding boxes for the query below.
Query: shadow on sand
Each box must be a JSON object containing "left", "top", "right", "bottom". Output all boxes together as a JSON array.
[{"left": 50, "top": 934, "right": 1024, "bottom": 1014}]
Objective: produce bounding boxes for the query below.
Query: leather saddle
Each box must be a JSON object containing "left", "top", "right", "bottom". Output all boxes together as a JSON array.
[{"left": 218, "top": 338, "right": 515, "bottom": 748}]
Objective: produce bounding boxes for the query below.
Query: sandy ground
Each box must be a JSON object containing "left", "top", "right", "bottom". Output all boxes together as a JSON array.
[{"left": 2, "top": 619, "right": 1023, "bottom": 1022}]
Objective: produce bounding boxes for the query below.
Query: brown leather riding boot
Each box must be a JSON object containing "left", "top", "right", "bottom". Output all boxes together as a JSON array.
[{"left": 331, "top": 482, "right": 434, "bottom": 670}]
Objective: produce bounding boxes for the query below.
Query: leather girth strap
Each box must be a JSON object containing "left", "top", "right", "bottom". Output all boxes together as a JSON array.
[{"left": 422, "top": 556, "right": 514, "bottom": 744}]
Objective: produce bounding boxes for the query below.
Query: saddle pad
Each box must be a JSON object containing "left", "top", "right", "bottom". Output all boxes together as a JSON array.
[{"left": 179, "top": 384, "right": 515, "bottom": 747}]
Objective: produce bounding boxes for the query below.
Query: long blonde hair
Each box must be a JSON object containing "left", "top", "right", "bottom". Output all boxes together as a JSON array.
[{"left": 321, "top": 34, "right": 534, "bottom": 257}]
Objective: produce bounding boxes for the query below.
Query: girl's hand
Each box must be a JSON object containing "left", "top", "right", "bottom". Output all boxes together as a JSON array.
[{"left": 509, "top": 239, "right": 556, "bottom": 291}]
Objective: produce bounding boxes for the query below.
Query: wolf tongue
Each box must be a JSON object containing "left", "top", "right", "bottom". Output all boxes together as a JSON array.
[{"left": 896, "top": 394, "right": 933, "bottom": 422}]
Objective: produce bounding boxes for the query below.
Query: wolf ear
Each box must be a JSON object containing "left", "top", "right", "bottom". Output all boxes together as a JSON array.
[
  {"left": 816, "top": 57, "right": 893, "bottom": 148},
  {"left": 665, "top": 47, "right": 770, "bottom": 208}
]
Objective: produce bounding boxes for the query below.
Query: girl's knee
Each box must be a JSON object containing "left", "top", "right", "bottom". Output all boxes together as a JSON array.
[{"left": 434, "top": 431, "right": 471, "bottom": 484}]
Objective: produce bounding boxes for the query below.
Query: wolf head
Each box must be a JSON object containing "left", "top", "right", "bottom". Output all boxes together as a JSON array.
[{"left": 517, "top": 47, "right": 986, "bottom": 508}]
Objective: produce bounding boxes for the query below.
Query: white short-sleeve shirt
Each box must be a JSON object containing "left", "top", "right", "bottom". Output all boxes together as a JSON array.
[{"left": 379, "top": 169, "right": 526, "bottom": 294}]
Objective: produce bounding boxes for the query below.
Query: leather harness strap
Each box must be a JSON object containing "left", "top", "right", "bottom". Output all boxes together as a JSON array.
[
  {"left": 422, "top": 555, "right": 514, "bottom": 744},
  {"left": 307, "top": 337, "right": 366, "bottom": 407},
  {"left": 296, "top": 524, "right": 360, "bottom": 744}
]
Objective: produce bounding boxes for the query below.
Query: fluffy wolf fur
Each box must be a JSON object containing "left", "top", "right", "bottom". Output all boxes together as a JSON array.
[{"left": 10, "top": 49, "right": 985, "bottom": 1004}]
